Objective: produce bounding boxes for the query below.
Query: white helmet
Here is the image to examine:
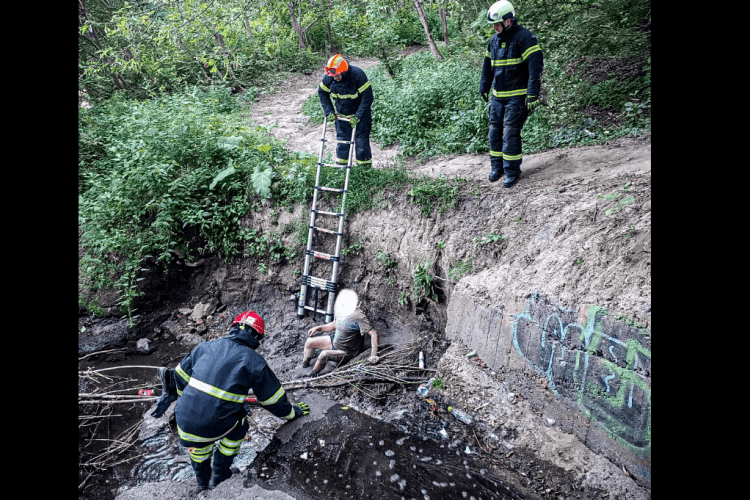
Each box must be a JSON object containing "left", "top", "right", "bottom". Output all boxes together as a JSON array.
[{"left": 487, "top": 0, "right": 515, "bottom": 24}]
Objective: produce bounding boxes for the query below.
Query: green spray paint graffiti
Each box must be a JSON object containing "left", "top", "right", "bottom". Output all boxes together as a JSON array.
[{"left": 511, "top": 292, "right": 651, "bottom": 458}]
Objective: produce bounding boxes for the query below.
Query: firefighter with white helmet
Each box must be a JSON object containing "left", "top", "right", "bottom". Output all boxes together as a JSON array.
[{"left": 480, "top": 1, "right": 544, "bottom": 187}]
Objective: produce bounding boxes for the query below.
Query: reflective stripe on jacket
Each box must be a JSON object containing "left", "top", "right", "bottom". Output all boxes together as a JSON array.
[
  {"left": 174, "top": 324, "right": 296, "bottom": 440},
  {"left": 479, "top": 21, "right": 543, "bottom": 100},
  {"left": 318, "top": 65, "right": 373, "bottom": 122}
]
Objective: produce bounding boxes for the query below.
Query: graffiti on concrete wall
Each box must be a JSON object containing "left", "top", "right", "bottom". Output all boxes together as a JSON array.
[{"left": 511, "top": 292, "right": 651, "bottom": 458}]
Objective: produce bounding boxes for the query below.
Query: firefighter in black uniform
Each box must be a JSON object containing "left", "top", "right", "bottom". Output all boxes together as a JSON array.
[
  {"left": 479, "top": 0, "right": 543, "bottom": 188},
  {"left": 318, "top": 54, "right": 374, "bottom": 167},
  {"left": 153, "top": 310, "right": 309, "bottom": 495}
]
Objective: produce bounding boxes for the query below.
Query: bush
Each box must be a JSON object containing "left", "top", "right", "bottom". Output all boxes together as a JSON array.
[{"left": 78, "top": 86, "right": 291, "bottom": 323}]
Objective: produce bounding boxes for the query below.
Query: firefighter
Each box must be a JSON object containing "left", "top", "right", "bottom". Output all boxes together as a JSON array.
[
  {"left": 170, "top": 311, "right": 309, "bottom": 495},
  {"left": 479, "top": 0, "right": 544, "bottom": 187},
  {"left": 318, "top": 54, "right": 374, "bottom": 167}
]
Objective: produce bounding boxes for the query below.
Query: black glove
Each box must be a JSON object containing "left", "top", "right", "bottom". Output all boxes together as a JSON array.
[
  {"left": 151, "top": 367, "right": 177, "bottom": 418},
  {"left": 481, "top": 92, "right": 489, "bottom": 103}
]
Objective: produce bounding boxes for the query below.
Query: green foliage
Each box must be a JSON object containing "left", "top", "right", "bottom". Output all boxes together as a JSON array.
[
  {"left": 473, "top": 231, "right": 504, "bottom": 245},
  {"left": 448, "top": 259, "right": 473, "bottom": 283},
  {"left": 398, "top": 291, "right": 409, "bottom": 307},
  {"left": 431, "top": 377, "right": 446, "bottom": 390},
  {"left": 78, "top": 87, "right": 291, "bottom": 319},
  {"left": 376, "top": 249, "right": 398, "bottom": 273},
  {"left": 366, "top": 52, "right": 490, "bottom": 157},
  {"left": 341, "top": 238, "right": 364, "bottom": 256},
  {"left": 78, "top": 0, "right": 324, "bottom": 103},
  {"left": 408, "top": 174, "right": 463, "bottom": 217},
  {"left": 412, "top": 260, "right": 437, "bottom": 302}
]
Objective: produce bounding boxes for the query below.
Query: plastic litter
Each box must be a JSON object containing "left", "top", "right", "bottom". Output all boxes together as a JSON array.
[
  {"left": 447, "top": 406, "right": 472, "bottom": 425},
  {"left": 419, "top": 351, "right": 425, "bottom": 369},
  {"left": 416, "top": 377, "right": 435, "bottom": 398}
]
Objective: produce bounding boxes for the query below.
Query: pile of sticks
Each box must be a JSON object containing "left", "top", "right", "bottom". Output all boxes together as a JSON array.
[
  {"left": 280, "top": 340, "right": 435, "bottom": 399},
  {"left": 78, "top": 365, "right": 155, "bottom": 485}
]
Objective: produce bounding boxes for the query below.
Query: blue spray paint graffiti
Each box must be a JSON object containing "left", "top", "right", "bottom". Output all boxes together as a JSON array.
[{"left": 511, "top": 292, "right": 651, "bottom": 458}]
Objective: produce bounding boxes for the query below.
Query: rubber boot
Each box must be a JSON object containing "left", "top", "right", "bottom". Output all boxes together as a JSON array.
[
  {"left": 190, "top": 455, "right": 212, "bottom": 492},
  {"left": 208, "top": 450, "right": 236, "bottom": 489},
  {"left": 488, "top": 165, "right": 504, "bottom": 182}
]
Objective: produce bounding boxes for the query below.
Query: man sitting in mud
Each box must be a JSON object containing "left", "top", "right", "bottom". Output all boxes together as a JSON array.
[{"left": 302, "top": 289, "right": 379, "bottom": 376}]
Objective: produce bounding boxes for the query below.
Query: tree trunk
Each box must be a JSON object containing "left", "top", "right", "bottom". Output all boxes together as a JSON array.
[
  {"left": 412, "top": 0, "right": 444, "bottom": 60},
  {"left": 287, "top": 1, "right": 307, "bottom": 50},
  {"left": 326, "top": 0, "right": 335, "bottom": 53},
  {"left": 287, "top": 1, "right": 321, "bottom": 51},
  {"left": 212, "top": 26, "right": 236, "bottom": 80},
  {"left": 243, "top": 12, "right": 254, "bottom": 39},
  {"left": 440, "top": 2, "right": 449, "bottom": 46}
]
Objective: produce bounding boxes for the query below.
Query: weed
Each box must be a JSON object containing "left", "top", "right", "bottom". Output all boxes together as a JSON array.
[
  {"left": 431, "top": 377, "right": 446, "bottom": 390},
  {"left": 258, "top": 262, "right": 268, "bottom": 274},
  {"left": 341, "top": 238, "right": 364, "bottom": 256},
  {"left": 376, "top": 249, "right": 398, "bottom": 273},
  {"left": 408, "top": 174, "right": 461, "bottom": 217},
  {"left": 436, "top": 240, "right": 446, "bottom": 250},
  {"left": 573, "top": 257, "right": 584, "bottom": 266},
  {"left": 448, "top": 259, "right": 473, "bottom": 283},
  {"left": 412, "top": 261, "right": 437, "bottom": 302},
  {"left": 473, "top": 231, "right": 504, "bottom": 245},
  {"left": 398, "top": 291, "right": 409, "bottom": 307}
]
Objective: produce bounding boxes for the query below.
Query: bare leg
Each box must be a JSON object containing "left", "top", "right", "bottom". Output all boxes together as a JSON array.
[
  {"left": 303, "top": 335, "right": 333, "bottom": 367},
  {"left": 312, "top": 349, "right": 347, "bottom": 374}
]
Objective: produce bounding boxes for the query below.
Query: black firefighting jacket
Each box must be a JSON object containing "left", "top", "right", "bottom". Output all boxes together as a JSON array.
[
  {"left": 318, "top": 65, "right": 373, "bottom": 123},
  {"left": 173, "top": 324, "right": 299, "bottom": 440},
  {"left": 479, "top": 20, "right": 544, "bottom": 100}
]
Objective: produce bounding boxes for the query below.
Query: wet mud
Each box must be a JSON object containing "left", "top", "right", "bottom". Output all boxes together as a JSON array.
[{"left": 246, "top": 404, "right": 523, "bottom": 500}]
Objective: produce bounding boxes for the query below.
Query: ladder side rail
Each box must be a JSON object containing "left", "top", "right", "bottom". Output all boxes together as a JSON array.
[
  {"left": 324, "top": 121, "right": 357, "bottom": 322},
  {"left": 298, "top": 115, "right": 330, "bottom": 317}
]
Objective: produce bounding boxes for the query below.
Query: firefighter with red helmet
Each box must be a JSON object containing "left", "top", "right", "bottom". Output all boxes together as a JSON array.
[
  {"left": 166, "top": 310, "right": 309, "bottom": 494},
  {"left": 318, "top": 53, "right": 374, "bottom": 167}
]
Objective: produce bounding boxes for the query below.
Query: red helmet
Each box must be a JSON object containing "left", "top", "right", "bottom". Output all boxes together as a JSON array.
[{"left": 232, "top": 310, "right": 265, "bottom": 335}]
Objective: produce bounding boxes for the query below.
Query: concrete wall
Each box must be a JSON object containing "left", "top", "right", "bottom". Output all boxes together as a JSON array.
[{"left": 446, "top": 290, "right": 651, "bottom": 488}]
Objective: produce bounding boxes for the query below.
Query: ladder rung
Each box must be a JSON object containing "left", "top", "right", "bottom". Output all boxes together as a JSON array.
[
  {"left": 324, "top": 139, "right": 354, "bottom": 145},
  {"left": 316, "top": 186, "right": 346, "bottom": 193},
  {"left": 319, "top": 162, "right": 350, "bottom": 168},
  {"left": 312, "top": 209, "right": 344, "bottom": 217},
  {"left": 301, "top": 275, "right": 337, "bottom": 291},
  {"left": 303, "top": 305, "right": 328, "bottom": 315},
  {"left": 307, "top": 250, "right": 339, "bottom": 262},
  {"left": 312, "top": 226, "right": 342, "bottom": 236}
]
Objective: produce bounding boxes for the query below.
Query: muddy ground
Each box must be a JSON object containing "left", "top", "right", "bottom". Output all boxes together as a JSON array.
[{"left": 78, "top": 48, "right": 651, "bottom": 499}]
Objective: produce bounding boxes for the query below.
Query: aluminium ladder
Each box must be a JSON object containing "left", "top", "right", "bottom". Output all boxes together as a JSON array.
[{"left": 297, "top": 114, "right": 357, "bottom": 323}]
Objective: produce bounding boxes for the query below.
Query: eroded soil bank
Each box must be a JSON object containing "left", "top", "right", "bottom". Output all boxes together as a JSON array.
[{"left": 79, "top": 54, "right": 650, "bottom": 499}]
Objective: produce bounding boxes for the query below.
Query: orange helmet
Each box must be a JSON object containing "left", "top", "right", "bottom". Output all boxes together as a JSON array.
[{"left": 324, "top": 54, "right": 349, "bottom": 77}]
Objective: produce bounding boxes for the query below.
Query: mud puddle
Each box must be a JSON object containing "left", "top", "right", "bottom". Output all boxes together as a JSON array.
[{"left": 247, "top": 404, "right": 523, "bottom": 500}]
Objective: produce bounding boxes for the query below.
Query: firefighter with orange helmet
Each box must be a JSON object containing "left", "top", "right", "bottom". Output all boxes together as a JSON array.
[
  {"left": 318, "top": 54, "right": 374, "bottom": 167},
  {"left": 166, "top": 310, "right": 309, "bottom": 494}
]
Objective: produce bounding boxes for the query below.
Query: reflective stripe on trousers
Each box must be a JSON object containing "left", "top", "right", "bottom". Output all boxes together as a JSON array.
[{"left": 488, "top": 96, "right": 529, "bottom": 176}]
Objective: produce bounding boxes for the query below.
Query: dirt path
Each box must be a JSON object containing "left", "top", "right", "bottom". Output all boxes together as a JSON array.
[
  {"left": 247, "top": 52, "right": 651, "bottom": 190},
  {"left": 248, "top": 55, "right": 405, "bottom": 168}
]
